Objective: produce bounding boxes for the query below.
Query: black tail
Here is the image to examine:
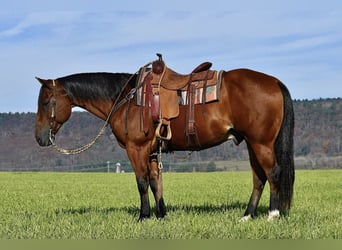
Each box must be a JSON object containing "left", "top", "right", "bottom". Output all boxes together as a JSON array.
[{"left": 274, "top": 81, "right": 295, "bottom": 215}]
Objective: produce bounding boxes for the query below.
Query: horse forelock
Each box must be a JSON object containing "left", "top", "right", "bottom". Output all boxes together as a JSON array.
[{"left": 57, "top": 73, "right": 134, "bottom": 101}]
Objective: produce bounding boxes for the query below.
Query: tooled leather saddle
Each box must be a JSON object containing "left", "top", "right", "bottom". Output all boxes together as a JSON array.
[{"left": 135, "top": 54, "right": 222, "bottom": 145}]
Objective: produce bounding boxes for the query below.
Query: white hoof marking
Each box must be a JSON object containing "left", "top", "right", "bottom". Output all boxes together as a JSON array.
[
  {"left": 239, "top": 215, "right": 252, "bottom": 222},
  {"left": 267, "top": 210, "right": 280, "bottom": 221}
]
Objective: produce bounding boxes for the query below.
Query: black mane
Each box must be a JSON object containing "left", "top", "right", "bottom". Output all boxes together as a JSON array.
[{"left": 57, "top": 72, "right": 135, "bottom": 101}]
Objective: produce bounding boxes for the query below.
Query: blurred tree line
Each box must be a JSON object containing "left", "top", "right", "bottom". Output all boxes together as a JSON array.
[{"left": 0, "top": 98, "right": 341, "bottom": 172}]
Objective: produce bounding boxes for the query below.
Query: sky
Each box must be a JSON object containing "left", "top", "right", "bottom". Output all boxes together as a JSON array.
[{"left": 0, "top": 0, "right": 341, "bottom": 112}]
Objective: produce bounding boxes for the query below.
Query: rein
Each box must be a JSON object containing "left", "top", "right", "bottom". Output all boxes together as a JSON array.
[{"left": 49, "top": 73, "right": 138, "bottom": 155}]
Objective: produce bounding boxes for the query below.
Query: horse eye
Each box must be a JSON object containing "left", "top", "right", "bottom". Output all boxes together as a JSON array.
[{"left": 42, "top": 99, "right": 50, "bottom": 106}]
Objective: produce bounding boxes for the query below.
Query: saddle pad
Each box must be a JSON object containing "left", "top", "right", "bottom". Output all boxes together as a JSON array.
[{"left": 178, "top": 70, "right": 223, "bottom": 105}]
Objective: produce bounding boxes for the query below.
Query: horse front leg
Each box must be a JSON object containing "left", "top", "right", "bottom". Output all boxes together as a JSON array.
[
  {"left": 149, "top": 157, "right": 166, "bottom": 219},
  {"left": 126, "top": 144, "right": 151, "bottom": 221},
  {"left": 136, "top": 175, "right": 151, "bottom": 220}
]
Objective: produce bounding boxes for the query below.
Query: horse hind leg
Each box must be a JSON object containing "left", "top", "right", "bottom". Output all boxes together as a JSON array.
[
  {"left": 240, "top": 143, "right": 267, "bottom": 221},
  {"left": 249, "top": 143, "right": 283, "bottom": 221},
  {"left": 248, "top": 128, "right": 294, "bottom": 221},
  {"left": 267, "top": 163, "right": 283, "bottom": 220}
]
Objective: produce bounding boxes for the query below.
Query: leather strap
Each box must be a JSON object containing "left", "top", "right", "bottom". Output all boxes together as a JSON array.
[
  {"left": 143, "top": 74, "right": 153, "bottom": 134},
  {"left": 186, "top": 83, "right": 196, "bottom": 135}
]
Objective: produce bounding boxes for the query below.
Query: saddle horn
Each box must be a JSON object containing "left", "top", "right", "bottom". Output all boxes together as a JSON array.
[
  {"left": 156, "top": 53, "right": 163, "bottom": 61},
  {"left": 152, "top": 53, "right": 165, "bottom": 74}
]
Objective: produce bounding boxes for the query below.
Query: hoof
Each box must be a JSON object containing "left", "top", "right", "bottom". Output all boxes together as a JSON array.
[
  {"left": 156, "top": 212, "right": 166, "bottom": 220},
  {"left": 239, "top": 215, "right": 252, "bottom": 222},
  {"left": 267, "top": 210, "right": 280, "bottom": 221},
  {"left": 138, "top": 215, "right": 151, "bottom": 222}
]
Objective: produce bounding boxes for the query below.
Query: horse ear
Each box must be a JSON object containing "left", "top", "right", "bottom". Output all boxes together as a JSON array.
[{"left": 35, "top": 77, "right": 47, "bottom": 85}]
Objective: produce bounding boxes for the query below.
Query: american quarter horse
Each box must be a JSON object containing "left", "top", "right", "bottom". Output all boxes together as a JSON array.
[{"left": 35, "top": 55, "right": 294, "bottom": 221}]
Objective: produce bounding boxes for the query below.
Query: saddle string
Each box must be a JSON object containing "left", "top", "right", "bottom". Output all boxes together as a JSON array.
[
  {"left": 157, "top": 61, "right": 166, "bottom": 121},
  {"left": 154, "top": 63, "right": 172, "bottom": 140},
  {"left": 49, "top": 72, "right": 139, "bottom": 155}
]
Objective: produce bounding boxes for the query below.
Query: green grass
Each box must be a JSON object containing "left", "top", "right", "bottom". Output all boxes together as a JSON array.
[{"left": 0, "top": 170, "right": 341, "bottom": 239}]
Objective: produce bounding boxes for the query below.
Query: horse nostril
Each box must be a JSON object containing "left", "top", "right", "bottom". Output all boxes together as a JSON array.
[
  {"left": 36, "top": 136, "right": 42, "bottom": 145},
  {"left": 36, "top": 135, "right": 48, "bottom": 146}
]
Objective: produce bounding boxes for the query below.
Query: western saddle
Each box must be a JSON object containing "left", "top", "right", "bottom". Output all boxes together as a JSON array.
[{"left": 137, "top": 54, "right": 222, "bottom": 146}]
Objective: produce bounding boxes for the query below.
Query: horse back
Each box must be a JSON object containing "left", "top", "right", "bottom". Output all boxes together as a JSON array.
[{"left": 168, "top": 68, "right": 284, "bottom": 150}]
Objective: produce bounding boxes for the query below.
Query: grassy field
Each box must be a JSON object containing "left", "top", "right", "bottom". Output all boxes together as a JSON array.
[{"left": 0, "top": 170, "right": 340, "bottom": 239}]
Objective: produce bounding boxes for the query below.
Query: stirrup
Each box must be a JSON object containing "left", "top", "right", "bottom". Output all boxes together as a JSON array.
[{"left": 155, "top": 121, "right": 172, "bottom": 140}]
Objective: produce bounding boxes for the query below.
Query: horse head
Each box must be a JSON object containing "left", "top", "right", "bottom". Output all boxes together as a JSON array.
[{"left": 35, "top": 77, "right": 72, "bottom": 146}]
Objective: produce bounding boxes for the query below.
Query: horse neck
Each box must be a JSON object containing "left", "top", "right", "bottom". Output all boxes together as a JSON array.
[
  {"left": 72, "top": 100, "right": 113, "bottom": 120},
  {"left": 71, "top": 89, "right": 129, "bottom": 122},
  {"left": 58, "top": 72, "right": 134, "bottom": 122}
]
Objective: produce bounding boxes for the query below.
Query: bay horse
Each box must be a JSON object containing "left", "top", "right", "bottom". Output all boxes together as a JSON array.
[{"left": 35, "top": 56, "right": 294, "bottom": 221}]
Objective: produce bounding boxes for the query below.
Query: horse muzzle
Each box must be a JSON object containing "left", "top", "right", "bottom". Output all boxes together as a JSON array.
[{"left": 35, "top": 127, "right": 54, "bottom": 146}]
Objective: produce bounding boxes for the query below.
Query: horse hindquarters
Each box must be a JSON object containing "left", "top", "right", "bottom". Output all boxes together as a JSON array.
[{"left": 243, "top": 81, "right": 294, "bottom": 219}]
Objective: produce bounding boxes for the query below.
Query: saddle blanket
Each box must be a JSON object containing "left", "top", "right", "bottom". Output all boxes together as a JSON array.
[{"left": 178, "top": 83, "right": 219, "bottom": 105}]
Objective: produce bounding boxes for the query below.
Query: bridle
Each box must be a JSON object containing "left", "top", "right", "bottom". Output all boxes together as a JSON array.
[
  {"left": 48, "top": 80, "right": 58, "bottom": 146},
  {"left": 47, "top": 74, "right": 138, "bottom": 155}
]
